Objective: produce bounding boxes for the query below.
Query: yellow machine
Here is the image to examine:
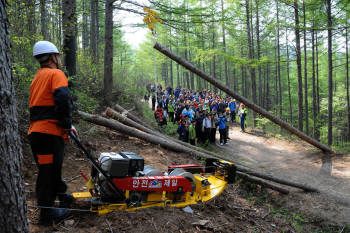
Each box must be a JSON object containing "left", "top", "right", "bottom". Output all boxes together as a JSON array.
[{"left": 69, "top": 132, "right": 235, "bottom": 215}]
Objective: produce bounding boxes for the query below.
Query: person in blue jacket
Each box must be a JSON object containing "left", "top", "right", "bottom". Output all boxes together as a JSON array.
[
  {"left": 228, "top": 99, "right": 237, "bottom": 123},
  {"left": 217, "top": 113, "right": 227, "bottom": 145}
]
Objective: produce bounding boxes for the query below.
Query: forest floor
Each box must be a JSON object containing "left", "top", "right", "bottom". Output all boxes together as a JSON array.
[{"left": 21, "top": 105, "right": 350, "bottom": 232}]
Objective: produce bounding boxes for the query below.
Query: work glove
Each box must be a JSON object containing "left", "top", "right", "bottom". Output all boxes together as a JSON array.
[
  {"left": 69, "top": 125, "right": 79, "bottom": 138},
  {"left": 64, "top": 125, "right": 78, "bottom": 143}
]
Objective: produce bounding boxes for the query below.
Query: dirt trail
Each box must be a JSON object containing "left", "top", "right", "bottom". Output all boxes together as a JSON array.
[{"left": 219, "top": 125, "right": 350, "bottom": 224}]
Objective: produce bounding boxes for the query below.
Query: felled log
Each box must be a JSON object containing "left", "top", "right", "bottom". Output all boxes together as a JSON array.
[
  {"left": 113, "top": 104, "right": 151, "bottom": 129},
  {"left": 78, "top": 111, "right": 213, "bottom": 160},
  {"left": 153, "top": 42, "right": 333, "bottom": 154},
  {"left": 236, "top": 172, "right": 289, "bottom": 194},
  {"left": 236, "top": 165, "right": 318, "bottom": 192},
  {"left": 105, "top": 107, "right": 228, "bottom": 162},
  {"left": 78, "top": 111, "right": 319, "bottom": 193}
]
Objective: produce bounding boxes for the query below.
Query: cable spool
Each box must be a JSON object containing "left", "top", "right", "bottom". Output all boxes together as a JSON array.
[
  {"left": 169, "top": 168, "right": 196, "bottom": 191},
  {"left": 143, "top": 165, "right": 163, "bottom": 176}
]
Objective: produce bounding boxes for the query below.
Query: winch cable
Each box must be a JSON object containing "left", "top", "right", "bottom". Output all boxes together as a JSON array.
[
  {"left": 68, "top": 131, "right": 125, "bottom": 200},
  {"left": 27, "top": 205, "right": 92, "bottom": 213}
]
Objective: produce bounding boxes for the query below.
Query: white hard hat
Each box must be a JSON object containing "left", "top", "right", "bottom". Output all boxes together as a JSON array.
[{"left": 33, "top": 41, "right": 59, "bottom": 56}]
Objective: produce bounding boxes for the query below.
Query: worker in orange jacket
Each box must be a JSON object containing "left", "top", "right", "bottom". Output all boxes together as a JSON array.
[{"left": 28, "top": 41, "right": 75, "bottom": 224}]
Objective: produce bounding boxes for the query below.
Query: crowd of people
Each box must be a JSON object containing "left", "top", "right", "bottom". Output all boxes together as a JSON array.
[{"left": 145, "top": 83, "right": 248, "bottom": 146}]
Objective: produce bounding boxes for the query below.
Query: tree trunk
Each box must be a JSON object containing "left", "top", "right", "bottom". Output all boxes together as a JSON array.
[
  {"left": 326, "top": 0, "right": 333, "bottom": 146},
  {"left": 176, "top": 61, "right": 180, "bottom": 87},
  {"left": 90, "top": 0, "right": 97, "bottom": 60},
  {"left": 170, "top": 60, "right": 174, "bottom": 88},
  {"left": 245, "top": 0, "right": 257, "bottom": 126},
  {"left": 221, "top": 0, "right": 229, "bottom": 87},
  {"left": 236, "top": 172, "right": 289, "bottom": 194},
  {"left": 0, "top": 2, "right": 29, "bottom": 231},
  {"left": 154, "top": 42, "right": 333, "bottom": 153},
  {"left": 294, "top": 0, "right": 303, "bottom": 132},
  {"left": 303, "top": 1, "right": 309, "bottom": 135},
  {"left": 312, "top": 23, "right": 317, "bottom": 139},
  {"left": 276, "top": 1, "right": 282, "bottom": 125},
  {"left": 316, "top": 30, "right": 320, "bottom": 121},
  {"left": 286, "top": 29, "right": 293, "bottom": 124},
  {"left": 82, "top": 0, "right": 89, "bottom": 52},
  {"left": 40, "top": 0, "right": 47, "bottom": 39},
  {"left": 235, "top": 166, "right": 317, "bottom": 192},
  {"left": 346, "top": 27, "right": 350, "bottom": 141},
  {"left": 57, "top": 0, "right": 62, "bottom": 45},
  {"left": 95, "top": 0, "right": 100, "bottom": 60},
  {"left": 62, "top": 0, "right": 77, "bottom": 76},
  {"left": 103, "top": 0, "right": 114, "bottom": 104},
  {"left": 265, "top": 63, "right": 270, "bottom": 110},
  {"left": 255, "top": 0, "right": 262, "bottom": 106},
  {"left": 26, "top": 0, "right": 35, "bottom": 37},
  {"left": 212, "top": 31, "right": 217, "bottom": 93}
]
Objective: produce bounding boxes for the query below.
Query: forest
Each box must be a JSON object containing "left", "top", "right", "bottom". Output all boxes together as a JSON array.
[
  {"left": 7, "top": 0, "right": 350, "bottom": 149},
  {"left": 1, "top": 0, "right": 350, "bottom": 232}
]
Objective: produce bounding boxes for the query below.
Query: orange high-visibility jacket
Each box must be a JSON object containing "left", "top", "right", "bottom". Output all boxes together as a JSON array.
[{"left": 28, "top": 68, "right": 72, "bottom": 137}]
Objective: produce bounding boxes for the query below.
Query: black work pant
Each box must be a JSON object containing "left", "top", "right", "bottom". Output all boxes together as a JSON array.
[
  {"left": 231, "top": 112, "right": 236, "bottom": 123},
  {"left": 152, "top": 100, "right": 156, "bottom": 111},
  {"left": 189, "top": 139, "right": 195, "bottom": 145},
  {"left": 219, "top": 129, "right": 227, "bottom": 144},
  {"left": 210, "top": 128, "right": 216, "bottom": 144},
  {"left": 204, "top": 128, "right": 211, "bottom": 145},
  {"left": 29, "top": 132, "right": 67, "bottom": 207},
  {"left": 168, "top": 112, "right": 174, "bottom": 123}
]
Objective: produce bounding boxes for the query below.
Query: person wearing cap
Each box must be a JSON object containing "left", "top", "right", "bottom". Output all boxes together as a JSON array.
[
  {"left": 29, "top": 41, "right": 75, "bottom": 223},
  {"left": 239, "top": 103, "right": 248, "bottom": 132}
]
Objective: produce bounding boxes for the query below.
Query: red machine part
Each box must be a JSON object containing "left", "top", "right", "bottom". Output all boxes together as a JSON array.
[{"left": 113, "top": 176, "right": 193, "bottom": 192}]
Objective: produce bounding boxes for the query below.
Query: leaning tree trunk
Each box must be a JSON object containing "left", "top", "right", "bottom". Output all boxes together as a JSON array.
[
  {"left": 0, "top": 1, "right": 29, "bottom": 231},
  {"left": 62, "top": 0, "right": 77, "bottom": 76},
  {"left": 153, "top": 42, "right": 333, "bottom": 153}
]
